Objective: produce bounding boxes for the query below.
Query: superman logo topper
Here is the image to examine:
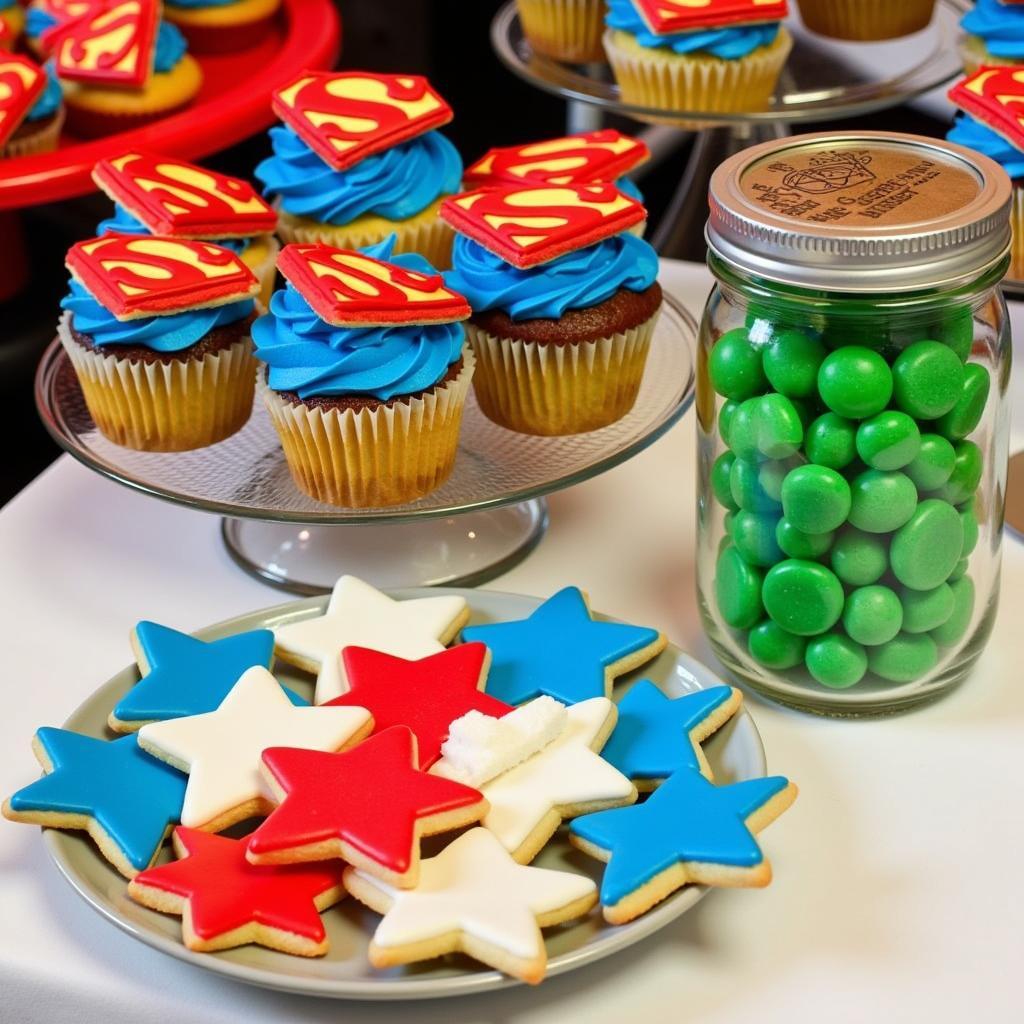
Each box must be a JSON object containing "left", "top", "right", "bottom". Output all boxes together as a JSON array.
[
  {"left": 52, "top": 0, "right": 158, "bottom": 89},
  {"left": 0, "top": 55, "right": 47, "bottom": 148},
  {"left": 272, "top": 71, "right": 453, "bottom": 171},
  {"left": 949, "top": 68, "right": 1024, "bottom": 154},
  {"left": 34, "top": 0, "right": 104, "bottom": 56},
  {"left": 632, "top": 0, "right": 787, "bottom": 34}
]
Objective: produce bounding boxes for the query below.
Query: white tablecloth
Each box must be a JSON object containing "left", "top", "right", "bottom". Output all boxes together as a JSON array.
[{"left": 1, "top": 261, "right": 1021, "bottom": 1023}]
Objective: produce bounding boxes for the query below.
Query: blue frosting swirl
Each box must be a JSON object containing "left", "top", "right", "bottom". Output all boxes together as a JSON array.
[
  {"left": 252, "top": 236, "right": 465, "bottom": 401},
  {"left": 61, "top": 279, "right": 254, "bottom": 352},
  {"left": 0, "top": 0, "right": 17, "bottom": 11},
  {"left": 255, "top": 127, "right": 462, "bottom": 225},
  {"left": 96, "top": 203, "right": 247, "bottom": 253},
  {"left": 26, "top": 66, "right": 62, "bottom": 123},
  {"left": 962, "top": 0, "right": 1024, "bottom": 58},
  {"left": 154, "top": 21, "right": 188, "bottom": 73},
  {"left": 615, "top": 175, "right": 643, "bottom": 203},
  {"left": 26, "top": 7, "right": 57, "bottom": 39},
  {"left": 606, "top": 0, "right": 779, "bottom": 57},
  {"left": 444, "top": 232, "right": 659, "bottom": 320},
  {"left": 948, "top": 112, "right": 1024, "bottom": 180}
]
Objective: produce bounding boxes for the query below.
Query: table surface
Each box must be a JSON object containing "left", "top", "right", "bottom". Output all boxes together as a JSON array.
[{"left": 1, "top": 260, "right": 1021, "bottom": 1024}]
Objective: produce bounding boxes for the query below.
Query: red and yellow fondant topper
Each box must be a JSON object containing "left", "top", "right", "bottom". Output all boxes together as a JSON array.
[
  {"left": 440, "top": 183, "right": 645, "bottom": 268},
  {"left": 0, "top": 55, "right": 47, "bottom": 147},
  {"left": 463, "top": 130, "right": 650, "bottom": 188},
  {"left": 67, "top": 235, "right": 259, "bottom": 320},
  {"left": 35, "top": 0, "right": 105, "bottom": 55},
  {"left": 51, "top": 0, "right": 158, "bottom": 89},
  {"left": 633, "top": 0, "right": 787, "bottom": 34},
  {"left": 272, "top": 71, "right": 453, "bottom": 171},
  {"left": 93, "top": 154, "right": 278, "bottom": 238},
  {"left": 949, "top": 68, "right": 1024, "bottom": 153},
  {"left": 278, "top": 243, "right": 471, "bottom": 327}
]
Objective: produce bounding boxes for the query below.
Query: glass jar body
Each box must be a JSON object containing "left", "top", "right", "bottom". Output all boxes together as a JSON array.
[{"left": 696, "top": 256, "right": 1010, "bottom": 714}]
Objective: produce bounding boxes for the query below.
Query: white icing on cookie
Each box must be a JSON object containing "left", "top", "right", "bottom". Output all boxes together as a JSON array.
[
  {"left": 138, "top": 666, "right": 371, "bottom": 829},
  {"left": 272, "top": 576, "right": 468, "bottom": 704}
]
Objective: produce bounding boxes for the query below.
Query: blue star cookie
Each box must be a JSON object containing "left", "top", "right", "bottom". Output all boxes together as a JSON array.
[
  {"left": 110, "top": 622, "right": 306, "bottom": 732},
  {"left": 569, "top": 768, "right": 797, "bottom": 923},
  {"left": 602, "top": 681, "right": 742, "bottom": 789},
  {"left": 2, "top": 729, "right": 187, "bottom": 878},
  {"left": 464, "top": 587, "right": 666, "bottom": 706}
]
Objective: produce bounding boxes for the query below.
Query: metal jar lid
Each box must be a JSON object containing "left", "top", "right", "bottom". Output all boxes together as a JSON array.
[{"left": 706, "top": 131, "right": 1012, "bottom": 294}]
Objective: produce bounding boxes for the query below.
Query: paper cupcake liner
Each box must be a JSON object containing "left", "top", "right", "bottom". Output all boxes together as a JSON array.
[
  {"left": 516, "top": 0, "right": 607, "bottom": 63},
  {"left": 960, "top": 35, "right": 1022, "bottom": 76},
  {"left": 163, "top": 0, "right": 279, "bottom": 53},
  {"left": 58, "top": 312, "right": 257, "bottom": 452},
  {"left": 795, "top": 0, "right": 935, "bottom": 41},
  {"left": 1009, "top": 186, "right": 1024, "bottom": 284},
  {"left": 464, "top": 309, "right": 658, "bottom": 436},
  {"left": 242, "top": 235, "right": 279, "bottom": 309},
  {"left": 603, "top": 28, "right": 792, "bottom": 126},
  {"left": 3, "top": 107, "right": 64, "bottom": 158},
  {"left": 258, "top": 347, "right": 475, "bottom": 508}
]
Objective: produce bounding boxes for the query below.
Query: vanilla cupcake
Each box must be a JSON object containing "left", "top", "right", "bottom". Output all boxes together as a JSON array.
[
  {"left": 163, "top": 0, "right": 280, "bottom": 54},
  {"left": 796, "top": 0, "right": 935, "bottom": 41},
  {"left": 3, "top": 64, "right": 64, "bottom": 157},
  {"left": 0, "top": 0, "right": 25, "bottom": 42},
  {"left": 960, "top": 0, "right": 1024, "bottom": 74},
  {"left": 516, "top": 0, "right": 607, "bottom": 62}
]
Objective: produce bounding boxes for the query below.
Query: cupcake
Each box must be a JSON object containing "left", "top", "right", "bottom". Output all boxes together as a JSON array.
[
  {"left": 257, "top": 71, "right": 462, "bottom": 269},
  {"left": 960, "top": 0, "right": 1024, "bottom": 74},
  {"left": 796, "top": 0, "right": 935, "bottom": 41},
  {"left": 442, "top": 181, "right": 661, "bottom": 435},
  {"left": 252, "top": 236, "right": 474, "bottom": 507},
  {"left": 603, "top": 0, "right": 792, "bottom": 120},
  {"left": 92, "top": 152, "right": 279, "bottom": 307},
  {"left": 516, "top": 0, "right": 607, "bottom": 63},
  {"left": 0, "top": 0, "right": 25, "bottom": 42},
  {"left": 60, "top": 234, "right": 260, "bottom": 451},
  {"left": 2, "top": 62, "right": 64, "bottom": 158},
  {"left": 163, "top": 0, "right": 280, "bottom": 54}
]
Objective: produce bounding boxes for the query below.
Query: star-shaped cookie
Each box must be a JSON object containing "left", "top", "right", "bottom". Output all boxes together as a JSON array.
[
  {"left": 463, "top": 587, "right": 666, "bottom": 705},
  {"left": 345, "top": 827, "right": 597, "bottom": 984},
  {"left": 138, "top": 666, "right": 372, "bottom": 831},
  {"left": 272, "top": 575, "right": 469, "bottom": 704},
  {"left": 128, "top": 827, "right": 346, "bottom": 956}
]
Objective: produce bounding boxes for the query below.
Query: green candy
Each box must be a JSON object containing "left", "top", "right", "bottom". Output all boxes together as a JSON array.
[
  {"left": 904, "top": 434, "right": 956, "bottom": 491},
  {"left": 709, "top": 328, "right": 766, "bottom": 401},
  {"left": 930, "top": 575, "right": 975, "bottom": 646},
  {"left": 889, "top": 498, "right": 963, "bottom": 591},
  {"left": 804, "top": 412, "right": 857, "bottom": 470},
  {"left": 855, "top": 411, "right": 921, "bottom": 471},
  {"left": 936, "top": 305, "right": 973, "bottom": 362},
  {"left": 842, "top": 585, "right": 903, "bottom": 646},
  {"left": 732, "top": 511, "right": 784, "bottom": 567},
  {"left": 759, "top": 458, "right": 800, "bottom": 503},
  {"left": 781, "top": 464, "right": 851, "bottom": 534},
  {"left": 762, "top": 559, "right": 845, "bottom": 636},
  {"left": 730, "top": 457, "right": 781, "bottom": 512},
  {"left": 934, "top": 363, "right": 990, "bottom": 441},
  {"left": 900, "top": 584, "right": 954, "bottom": 634},
  {"left": 948, "top": 558, "right": 969, "bottom": 582},
  {"left": 711, "top": 452, "right": 738, "bottom": 510},
  {"left": 776, "top": 518, "right": 834, "bottom": 559},
  {"left": 830, "top": 528, "right": 888, "bottom": 586},
  {"left": 715, "top": 547, "right": 764, "bottom": 629},
  {"left": 848, "top": 470, "right": 918, "bottom": 533},
  {"left": 891, "top": 340, "right": 963, "bottom": 420},
  {"left": 727, "top": 398, "right": 762, "bottom": 461},
  {"left": 718, "top": 399, "right": 739, "bottom": 445},
  {"left": 960, "top": 499, "right": 979, "bottom": 558},
  {"left": 817, "top": 347, "right": 893, "bottom": 419},
  {"left": 867, "top": 633, "right": 939, "bottom": 682},
  {"left": 748, "top": 619, "right": 807, "bottom": 670},
  {"left": 805, "top": 633, "right": 868, "bottom": 688},
  {"left": 939, "top": 440, "right": 983, "bottom": 505},
  {"left": 754, "top": 394, "right": 804, "bottom": 459},
  {"left": 762, "top": 330, "right": 826, "bottom": 399}
]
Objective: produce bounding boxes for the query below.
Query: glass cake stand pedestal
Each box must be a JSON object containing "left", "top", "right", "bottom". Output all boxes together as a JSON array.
[{"left": 35, "top": 298, "right": 696, "bottom": 595}]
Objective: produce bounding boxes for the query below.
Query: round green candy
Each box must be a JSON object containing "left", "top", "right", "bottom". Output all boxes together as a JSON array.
[
  {"left": 939, "top": 440, "right": 983, "bottom": 505},
  {"left": 855, "top": 411, "right": 921, "bottom": 472},
  {"left": 762, "top": 330, "right": 827, "bottom": 399},
  {"left": 781, "top": 464, "right": 851, "bottom": 534},
  {"left": 709, "top": 329, "right": 766, "bottom": 401},
  {"left": 727, "top": 399, "right": 762, "bottom": 461},
  {"left": 867, "top": 632, "right": 938, "bottom": 682},
  {"left": 805, "top": 633, "right": 868, "bottom": 689},
  {"left": 718, "top": 400, "right": 739, "bottom": 445},
  {"left": 848, "top": 470, "right": 918, "bottom": 533},
  {"left": 960, "top": 500, "right": 979, "bottom": 558},
  {"left": 900, "top": 584, "right": 954, "bottom": 634},
  {"left": 776, "top": 518, "right": 834, "bottom": 559},
  {"left": 759, "top": 458, "right": 800, "bottom": 504},
  {"left": 842, "top": 585, "right": 903, "bottom": 646},
  {"left": 748, "top": 619, "right": 807, "bottom": 670},
  {"left": 711, "top": 452, "right": 738, "bottom": 510},
  {"left": 889, "top": 498, "right": 963, "bottom": 591},
  {"left": 715, "top": 547, "right": 764, "bottom": 630},
  {"left": 730, "top": 456, "right": 781, "bottom": 512},
  {"left": 930, "top": 575, "right": 975, "bottom": 646},
  {"left": 762, "top": 559, "right": 845, "bottom": 636},
  {"left": 891, "top": 340, "right": 963, "bottom": 420},
  {"left": 754, "top": 394, "right": 803, "bottom": 459},
  {"left": 934, "top": 363, "right": 989, "bottom": 441},
  {"left": 904, "top": 434, "right": 956, "bottom": 492},
  {"left": 732, "top": 511, "right": 784, "bottom": 567},
  {"left": 935, "top": 304, "right": 973, "bottom": 363},
  {"left": 804, "top": 412, "right": 857, "bottom": 470},
  {"left": 817, "top": 347, "right": 893, "bottom": 419},
  {"left": 830, "top": 528, "right": 888, "bottom": 586},
  {"left": 948, "top": 558, "right": 969, "bottom": 582}
]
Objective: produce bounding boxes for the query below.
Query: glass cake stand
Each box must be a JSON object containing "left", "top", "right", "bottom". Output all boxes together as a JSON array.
[{"left": 35, "top": 297, "right": 696, "bottom": 595}]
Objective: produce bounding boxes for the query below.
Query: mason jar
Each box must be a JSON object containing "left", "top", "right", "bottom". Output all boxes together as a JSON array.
[{"left": 697, "top": 132, "right": 1012, "bottom": 714}]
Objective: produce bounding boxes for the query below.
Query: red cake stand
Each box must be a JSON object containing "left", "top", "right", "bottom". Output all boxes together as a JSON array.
[{"left": 0, "top": 0, "right": 341, "bottom": 298}]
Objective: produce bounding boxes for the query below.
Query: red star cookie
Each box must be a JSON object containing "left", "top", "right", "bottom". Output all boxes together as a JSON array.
[
  {"left": 0, "top": 56, "right": 48, "bottom": 149},
  {"left": 51, "top": 0, "right": 158, "bottom": 88},
  {"left": 632, "top": 0, "right": 787, "bottom": 35},
  {"left": 127, "top": 827, "right": 345, "bottom": 956},
  {"left": 245, "top": 728, "right": 488, "bottom": 888},
  {"left": 949, "top": 68, "right": 1024, "bottom": 153},
  {"left": 325, "top": 644, "right": 512, "bottom": 769}
]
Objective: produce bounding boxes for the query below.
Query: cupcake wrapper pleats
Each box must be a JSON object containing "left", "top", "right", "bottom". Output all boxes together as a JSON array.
[
  {"left": 516, "top": 0, "right": 608, "bottom": 63},
  {"left": 796, "top": 0, "right": 935, "bottom": 42}
]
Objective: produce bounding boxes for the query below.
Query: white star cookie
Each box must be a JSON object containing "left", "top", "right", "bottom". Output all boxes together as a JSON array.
[
  {"left": 272, "top": 576, "right": 470, "bottom": 704},
  {"left": 138, "top": 667, "right": 372, "bottom": 832},
  {"left": 344, "top": 827, "right": 597, "bottom": 984},
  {"left": 432, "top": 697, "right": 637, "bottom": 863}
]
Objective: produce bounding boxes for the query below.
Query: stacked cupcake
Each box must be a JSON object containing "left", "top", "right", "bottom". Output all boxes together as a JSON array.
[
  {"left": 796, "top": 0, "right": 936, "bottom": 41},
  {"left": 516, "top": 0, "right": 608, "bottom": 62},
  {"left": 0, "top": 53, "right": 64, "bottom": 158},
  {"left": 163, "top": 0, "right": 281, "bottom": 53},
  {"left": 960, "top": 0, "right": 1024, "bottom": 74}
]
